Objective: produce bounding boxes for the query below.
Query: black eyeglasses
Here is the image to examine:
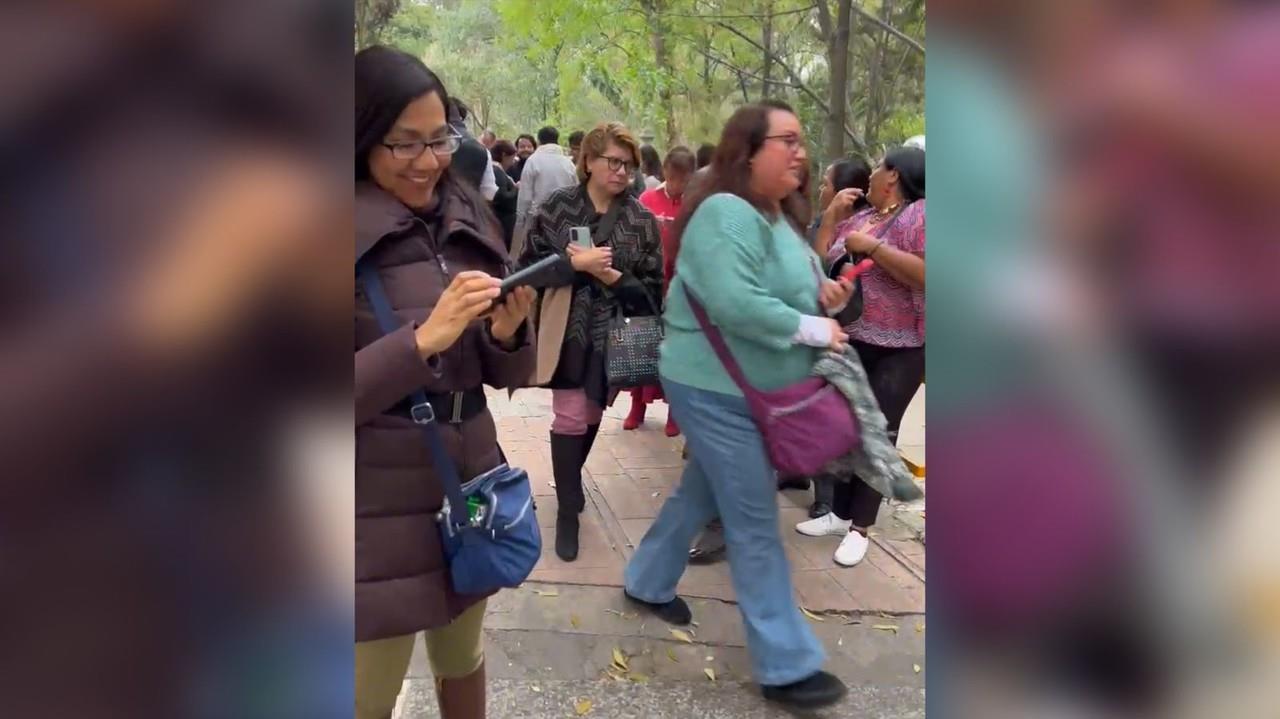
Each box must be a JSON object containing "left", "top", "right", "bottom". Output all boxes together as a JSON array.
[
  {"left": 764, "top": 134, "right": 804, "bottom": 153},
  {"left": 597, "top": 156, "right": 635, "bottom": 174},
  {"left": 381, "top": 132, "right": 464, "bottom": 160}
]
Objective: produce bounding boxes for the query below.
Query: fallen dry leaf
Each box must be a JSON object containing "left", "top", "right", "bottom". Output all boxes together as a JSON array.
[
  {"left": 604, "top": 609, "right": 638, "bottom": 620},
  {"left": 575, "top": 698, "right": 593, "bottom": 715},
  {"left": 704, "top": 667, "right": 717, "bottom": 681},
  {"left": 872, "top": 624, "right": 900, "bottom": 634},
  {"left": 913, "top": 664, "right": 921, "bottom": 674},
  {"left": 800, "top": 607, "right": 825, "bottom": 622},
  {"left": 670, "top": 629, "right": 694, "bottom": 644},
  {"left": 570, "top": 615, "right": 581, "bottom": 629},
  {"left": 705, "top": 655, "right": 714, "bottom": 662},
  {"left": 628, "top": 672, "right": 650, "bottom": 684},
  {"left": 915, "top": 622, "right": 925, "bottom": 633},
  {"left": 666, "top": 648, "right": 679, "bottom": 663},
  {"left": 838, "top": 637, "right": 844, "bottom": 647},
  {"left": 533, "top": 589, "right": 559, "bottom": 597},
  {"left": 611, "top": 647, "right": 629, "bottom": 672}
]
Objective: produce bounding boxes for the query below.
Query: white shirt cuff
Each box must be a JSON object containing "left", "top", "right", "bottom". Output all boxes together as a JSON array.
[{"left": 792, "top": 315, "right": 833, "bottom": 347}]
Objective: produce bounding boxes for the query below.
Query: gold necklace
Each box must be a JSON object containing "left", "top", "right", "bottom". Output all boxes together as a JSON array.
[{"left": 874, "top": 202, "right": 901, "bottom": 218}]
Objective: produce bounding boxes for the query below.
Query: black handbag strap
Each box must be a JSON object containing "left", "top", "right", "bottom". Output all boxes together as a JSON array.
[{"left": 357, "top": 260, "right": 469, "bottom": 529}]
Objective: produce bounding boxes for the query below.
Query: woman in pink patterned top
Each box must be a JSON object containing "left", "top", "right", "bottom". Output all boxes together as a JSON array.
[{"left": 795, "top": 146, "right": 926, "bottom": 568}]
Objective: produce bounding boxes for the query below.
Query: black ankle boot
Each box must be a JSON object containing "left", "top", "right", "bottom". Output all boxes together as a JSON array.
[
  {"left": 555, "top": 511, "right": 580, "bottom": 561},
  {"left": 762, "top": 670, "right": 848, "bottom": 709}
]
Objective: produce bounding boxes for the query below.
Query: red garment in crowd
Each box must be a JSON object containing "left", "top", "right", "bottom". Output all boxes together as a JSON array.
[
  {"left": 634, "top": 184, "right": 685, "bottom": 408},
  {"left": 639, "top": 184, "right": 683, "bottom": 291}
]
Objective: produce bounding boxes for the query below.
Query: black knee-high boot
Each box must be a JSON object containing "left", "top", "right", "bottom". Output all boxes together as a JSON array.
[{"left": 550, "top": 432, "right": 588, "bottom": 561}]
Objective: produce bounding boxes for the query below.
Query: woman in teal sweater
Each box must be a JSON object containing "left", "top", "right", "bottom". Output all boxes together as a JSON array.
[{"left": 623, "top": 102, "right": 853, "bottom": 711}]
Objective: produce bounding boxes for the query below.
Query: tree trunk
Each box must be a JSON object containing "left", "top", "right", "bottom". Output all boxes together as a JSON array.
[
  {"left": 864, "top": 0, "right": 894, "bottom": 146},
  {"left": 644, "top": 0, "right": 677, "bottom": 147},
  {"left": 761, "top": 0, "right": 774, "bottom": 99},
  {"left": 826, "top": 0, "right": 853, "bottom": 161},
  {"left": 355, "top": 0, "right": 367, "bottom": 49}
]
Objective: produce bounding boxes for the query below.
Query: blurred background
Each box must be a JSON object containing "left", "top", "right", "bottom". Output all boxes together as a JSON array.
[
  {"left": 927, "top": 0, "right": 1279, "bottom": 716},
  {"left": 0, "top": 1, "right": 353, "bottom": 717},
  {"left": 3, "top": 1, "right": 1277, "bottom": 717}
]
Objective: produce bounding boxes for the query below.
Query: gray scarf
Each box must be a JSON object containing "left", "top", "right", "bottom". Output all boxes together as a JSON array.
[{"left": 813, "top": 348, "right": 924, "bottom": 502}]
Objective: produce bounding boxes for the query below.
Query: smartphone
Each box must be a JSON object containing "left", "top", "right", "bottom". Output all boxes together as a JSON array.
[
  {"left": 570, "top": 226, "right": 593, "bottom": 248},
  {"left": 497, "top": 255, "right": 562, "bottom": 300}
]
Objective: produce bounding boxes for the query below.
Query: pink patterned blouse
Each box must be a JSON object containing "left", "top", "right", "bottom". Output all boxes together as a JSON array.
[{"left": 827, "top": 200, "right": 926, "bottom": 348}]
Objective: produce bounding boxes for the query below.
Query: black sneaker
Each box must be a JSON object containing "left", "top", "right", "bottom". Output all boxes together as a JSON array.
[
  {"left": 623, "top": 591, "right": 692, "bottom": 626},
  {"left": 761, "top": 671, "right": 848, "bottom": 710}
]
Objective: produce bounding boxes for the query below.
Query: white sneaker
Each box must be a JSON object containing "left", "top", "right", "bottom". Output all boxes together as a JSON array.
[
  {"left": 833, "top": 530, "right": 869, "bottom": 566},
  {"left": 795, "top": 513, "right": 852, "bottom": 537}
]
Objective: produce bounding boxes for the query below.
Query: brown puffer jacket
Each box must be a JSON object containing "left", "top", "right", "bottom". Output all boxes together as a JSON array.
[{"left": 354, "top": 180, "right": 535, "bottom": 642}]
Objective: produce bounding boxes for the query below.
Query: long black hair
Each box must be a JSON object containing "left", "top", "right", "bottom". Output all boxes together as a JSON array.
[
  {"left": 831, "top": 158, "right": 872, "bottom": 213},
  {"left": 355, "top": 45, "right": 452, "bottom": 181},
  {"left": 883, "top": 146, "right": 925, "bottom": 203}
]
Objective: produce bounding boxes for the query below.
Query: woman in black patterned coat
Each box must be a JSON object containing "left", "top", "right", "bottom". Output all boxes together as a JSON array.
[{"left": 517, "top": 122, "right": 664, "bottom": 562}]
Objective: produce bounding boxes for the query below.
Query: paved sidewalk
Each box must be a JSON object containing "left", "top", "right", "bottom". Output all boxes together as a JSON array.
[
  {"left": 490, "top": 387, "right": 925, "bottom": 615},
  {"left": 392, "top": 390, "right": 928, "bottom": 718},
  {"left": 398, "top": 583, "right": 926, "bottom": 718}
]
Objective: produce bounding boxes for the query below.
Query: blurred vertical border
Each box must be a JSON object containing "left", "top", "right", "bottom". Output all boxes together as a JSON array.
[
  {"left": 0, "top": 1, "right": 353, "bottom": 717},
  {"left": 927, "top": 1, "right": 1280, "bottom": 717}
]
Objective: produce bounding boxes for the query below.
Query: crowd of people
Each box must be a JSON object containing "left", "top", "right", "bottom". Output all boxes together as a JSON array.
[{"left": 354, "top": 44, "right": 925, "bottom": 718}]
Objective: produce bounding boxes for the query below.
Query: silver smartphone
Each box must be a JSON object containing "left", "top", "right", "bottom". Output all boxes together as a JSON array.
[{"left": 570, "top": 226, "right": 593, "bottom": 247}]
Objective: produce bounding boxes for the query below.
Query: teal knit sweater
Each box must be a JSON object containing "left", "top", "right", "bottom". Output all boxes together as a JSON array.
[{"left": 660, "top": 193, "right": 823, "bottom": 396}]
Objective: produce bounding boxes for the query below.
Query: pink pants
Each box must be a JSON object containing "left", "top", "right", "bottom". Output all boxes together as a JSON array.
[{"left": 551, "top": 389, "right": 603, "bottom": 435}]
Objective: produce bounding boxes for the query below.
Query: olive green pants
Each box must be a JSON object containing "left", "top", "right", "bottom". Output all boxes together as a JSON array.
[{"left": 354, "top": 599, "right": 487, "bottom": 719}]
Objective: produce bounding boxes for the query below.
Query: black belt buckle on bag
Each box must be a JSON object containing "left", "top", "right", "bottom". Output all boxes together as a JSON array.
[{"left": 393, "top": 388, "right": 485, "bottom": 424}]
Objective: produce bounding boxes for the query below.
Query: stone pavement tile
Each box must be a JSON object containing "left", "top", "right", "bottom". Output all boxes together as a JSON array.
[
  {"left": 401, "top": 676, "right": 926, "bottom": 719},
  {"left": 864, "top": 548, "right": 926, "bottom": 612},
  {"left": 533, "top": 495, "right": 561, "bottom": 527},
  {"left": 791, "top": 569, "right": 857, "bottom": 612},
  {"left": 886, "top": 538, "right": 925, "bottom": 572},
  {"left": 595, "top": 480, "right": 664, "bottom": 520},
  {"left": 598, "top": 434, "right": 675, "bottom": 459},
  {"left": 830, "top": 548, "right": 925, "bottom": 615},
  {"left": 788, "top": 533, "right": 842, "bottom": 571},
  {"left": 780, "top": 534, "right": 826, "bottom": 572},
  {"left": 627, "top": 466, "right": 684, "bottom": 490},
  {"left": 533, "top": 517, "right": 621, "bottom": 571},
  {"left": 583, "top": 449, "right": 625, "bottom": 476},
  {"left": 616, "top": 518, "right": 652, "bottom": 549},
  {"left": 526, "top": 565, "right": 621, "bottom": 586},
  {"left": 614, "top": 451, "right": 685, "bottom": 471}
]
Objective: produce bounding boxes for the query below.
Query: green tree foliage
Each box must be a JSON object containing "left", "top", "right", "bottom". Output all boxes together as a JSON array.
[{"left": 368, "top": 0, "right": 923, "bottom": 168}]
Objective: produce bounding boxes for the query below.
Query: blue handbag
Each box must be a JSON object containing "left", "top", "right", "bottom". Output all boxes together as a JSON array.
[{"left": 357, "top": 262, "right": 542, "bottom": 596}]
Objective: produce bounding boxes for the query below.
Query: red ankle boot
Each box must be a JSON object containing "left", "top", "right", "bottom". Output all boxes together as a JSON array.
[
  {"left": 664, "top": 415, "right": 680, "bottom": 437},
  {"left": 623, "top": 392, "right": 647, "bottom": 431}
]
